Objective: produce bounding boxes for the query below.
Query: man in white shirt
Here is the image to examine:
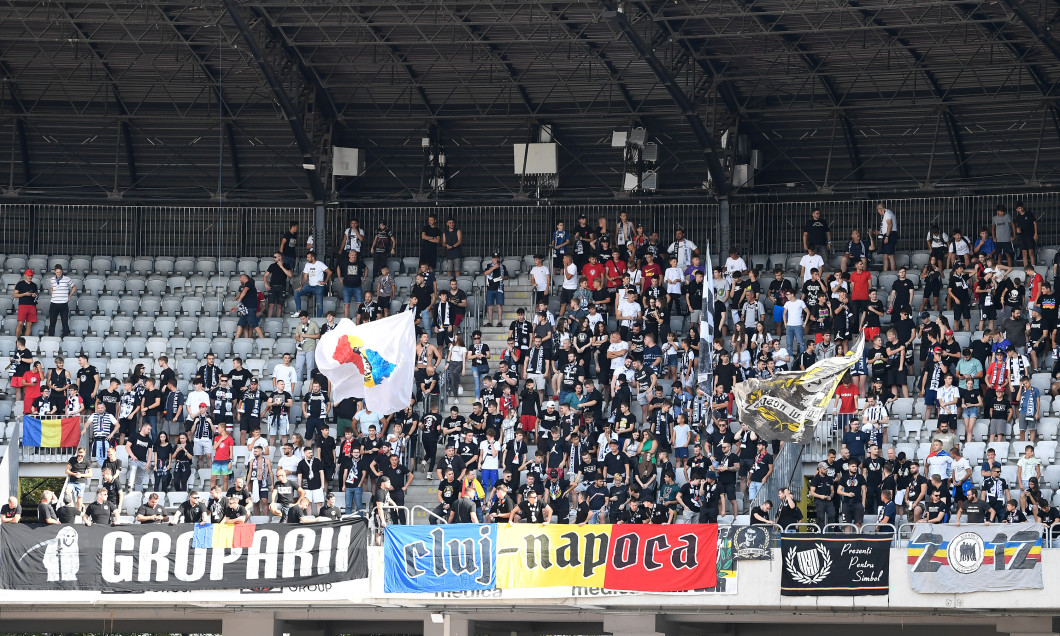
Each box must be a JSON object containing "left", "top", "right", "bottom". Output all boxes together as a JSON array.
[
  {"left": 663, "top": 256, "right": 684, "bottom": 313},
  {"left": 877, "top": 203, "right": 898, "bottom": 272},
  {"left": 186, "top": 378, "right": 211, "bottom": 425},
  {"left": 723, "top": 249, "right": 747, "bottom": 283},
  {"left": 529, "top": 254, "right": 552, "bottom": 309},
  {"left": 559, "top": 254, "right": 579, "bottom": 317},
  {"left": 616, "top": 292, "right": 642, "bottom": 332},
  {"left": 798, "top": 247, "right": 825, "bottom": 283},
  {"left": 782, "top": 290, "right": 808, "bottom": 355},
  {"left": 273, "top": 352, "right": 298, "bottom": 393},
  {"left": 48, "top": 264, "right": 77, "bottom": 337},
  {"left": 667, "top": 229, "right": 698, "bottom": 270},
  {"left": 606, "top": 331, "right": 629, "bottom": 381},
  {"left": 924, "top": 440, "right": 953, "bottom": 482},
  {"left": 293, "top": 250, "right": 332, "bottom": 318}
]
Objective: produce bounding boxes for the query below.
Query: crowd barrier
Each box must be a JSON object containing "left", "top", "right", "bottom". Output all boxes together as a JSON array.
[{"left": 5, "top": 191, "right": 1059, "bottom": 260}]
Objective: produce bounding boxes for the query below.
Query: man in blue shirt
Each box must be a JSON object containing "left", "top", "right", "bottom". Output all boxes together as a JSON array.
[{"left": 842, "top": 419, "right": 870, "bottom": 463}]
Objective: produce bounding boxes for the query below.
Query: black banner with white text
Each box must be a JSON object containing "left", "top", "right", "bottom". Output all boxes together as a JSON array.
[
  {"left": 780, "top": 534, "right": 889, "bottom": 596},
  {"left": 0, "top": 519, "right": 368, "bottom": 591}
]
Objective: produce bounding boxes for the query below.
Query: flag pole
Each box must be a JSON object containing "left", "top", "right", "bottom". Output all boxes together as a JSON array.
[{"left": 695, "top": 244, "right": 715, "bottom": 396}]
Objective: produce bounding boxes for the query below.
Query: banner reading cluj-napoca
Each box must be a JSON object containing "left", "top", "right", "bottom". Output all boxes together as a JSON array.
[
  {"left": 384, "top": 524, "right": 718, "bottom": 594},
  {"left": 0, "top": 519, "right": 368, "bottom": 591},
  {"left": 908, "top": 522, "right": 1043, "bottom": 593}
]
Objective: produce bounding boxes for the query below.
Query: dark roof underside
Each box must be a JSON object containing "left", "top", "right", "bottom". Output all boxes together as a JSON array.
[{"left": 1, "top": 0, "right": 1059, "bottom": 202}]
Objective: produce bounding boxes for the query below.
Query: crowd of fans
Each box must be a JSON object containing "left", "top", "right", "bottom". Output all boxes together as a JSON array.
[{"left": 5, "top": 204, "right": 1060, "bottom": 532}]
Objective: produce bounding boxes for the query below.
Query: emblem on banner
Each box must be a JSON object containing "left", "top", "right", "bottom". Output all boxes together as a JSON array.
[
  {"left": 948, "top": 532, "right": 986, "bottom": 574},
  {"left": 785, "top": 544, "right": 831, "bottom": 585},
  {"left": 19, "top": 527, "right": 81, "bottom": 582}
]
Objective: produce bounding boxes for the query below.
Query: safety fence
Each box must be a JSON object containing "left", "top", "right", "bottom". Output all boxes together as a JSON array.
[{"left": 4, "top": 191, "right": 1056, "bottom": 261}]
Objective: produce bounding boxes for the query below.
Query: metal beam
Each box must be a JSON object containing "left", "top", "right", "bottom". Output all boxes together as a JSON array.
[
  {"left": 540, "top": 3, "right": 638, "bottom": 114},
  {"left": 225, "top": 122, "right": 243, "bottom": 188},
  {"left": 601, "top": 2, "right": 729, "bottom": 196},
  {"left": 349, "top": 6, "right": 435, "bottom": 117},
  {"left": 58, "top": 5, "right": 139, "bottom": 186},
  {"left": 252, "top": 5, "right": 351, "bottom": 128},
  {"left": 730, "top": 2, "right": 865, "bottom": 183},
  {"left": 220, "top": 0, "right": 325, "bottom": 202},
  {"left": 1, "top": 57, "right": 32, "bottom": 186},
  {"left": 843, "top": 0, "right": 968, "bottom": 180},
  {"left": 960, "top": 0, "right": 1060, "bottom": 144}
]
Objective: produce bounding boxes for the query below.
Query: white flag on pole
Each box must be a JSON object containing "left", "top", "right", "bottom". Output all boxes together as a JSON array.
[{"left": 314, "top": 311, "right": 417, "bottom": 415}]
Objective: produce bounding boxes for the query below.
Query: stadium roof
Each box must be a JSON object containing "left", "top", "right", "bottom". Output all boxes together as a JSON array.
[{"left": 2, "top": 0, "right": 1059, "bottom": 202}]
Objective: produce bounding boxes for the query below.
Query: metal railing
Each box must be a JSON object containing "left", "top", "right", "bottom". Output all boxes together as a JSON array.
[
  {"left": 5, "top": 194, "right": 1060, "bottom": 261},
  {"left": 18, "top": 414, "right": 92, "bottom": 462},
  {"left": 785, "top": 522, "right": 822, "bottom": 534},
  {"left": 822, "top": 522, "right": 861, "bottom": 534},
  {"left": 411, "top": 504, "right": 448, "bottom": 525}
]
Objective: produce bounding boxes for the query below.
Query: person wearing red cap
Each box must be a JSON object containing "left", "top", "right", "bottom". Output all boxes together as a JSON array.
[{"left": 13, "top": 269, "right": 38, "bottom": 338}]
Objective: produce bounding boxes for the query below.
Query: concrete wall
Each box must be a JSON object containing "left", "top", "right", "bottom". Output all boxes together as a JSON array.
[{"left": 1, "top": 547, "right": 1057, "bottom": 613}]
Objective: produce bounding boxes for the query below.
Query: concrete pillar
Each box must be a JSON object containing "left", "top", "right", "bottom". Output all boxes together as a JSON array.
[
  {"left": 997, "top": 617, "right": 1058, "bottom": 636},
  {"left": 604, "top": 614, "right": 670, "bottom": 636},
  {"left": 424, "top": 613, "right": 473, "bottom": 636},
  {"left": 223, "top": 612, "right": 280, "bottom": 636}
]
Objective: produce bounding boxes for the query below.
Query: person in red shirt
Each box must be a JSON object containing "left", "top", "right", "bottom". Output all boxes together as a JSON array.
[
  {"left": 212, "top": 427, "right": 235, "bottom": 491},
  {"left": 849, "top": 259, "right": 873, "bottom": 324},
  {"left": 833, "top": 374, "right": 860, "bottom": 433},
  {"left": 604, "top": 250, "right": 627, "bottom": 289},
  {"left": 581, "top": 254, "right": 605, "bottom": 290},
  {"left": 1024, "top": 265, "right": 1044, "bottom": 308},
  {"left": 640, "top": 253, "right": 663, "bottom": 293}
]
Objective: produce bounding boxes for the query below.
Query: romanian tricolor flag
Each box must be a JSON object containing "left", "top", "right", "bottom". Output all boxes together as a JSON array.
[
  {"left": 193, "top": 522, "right": 257, "bottom": 549},
  {"left": 22, "top": 415, "right": 81, "bottom": 447}
]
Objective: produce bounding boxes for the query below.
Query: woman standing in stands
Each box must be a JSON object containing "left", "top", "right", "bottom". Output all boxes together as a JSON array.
[
  {"left": 172, "top": 433, "right": 193, "bottom": 492},
  {"left": 153, "top": 431, "right": 174, "bottom": 492}
]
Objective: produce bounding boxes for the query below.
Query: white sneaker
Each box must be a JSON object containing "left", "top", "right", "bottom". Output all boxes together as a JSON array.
[{"left": 290, "top": 311, "right": 301, "bottom": 317}]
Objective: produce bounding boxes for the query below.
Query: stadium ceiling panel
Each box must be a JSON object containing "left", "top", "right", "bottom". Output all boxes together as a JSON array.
[{"left": 1, "top": 0, "right": 1057, "bottom": 201}]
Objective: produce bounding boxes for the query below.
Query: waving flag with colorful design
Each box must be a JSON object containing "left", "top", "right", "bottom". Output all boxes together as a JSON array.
[{"left": 315, "top": 312, "right": 416, "bottom": 415}]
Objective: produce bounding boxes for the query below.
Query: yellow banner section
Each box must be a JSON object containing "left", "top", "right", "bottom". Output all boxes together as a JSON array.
[{"left": 496, "top": 524, "right": 610, "bottom": 589}]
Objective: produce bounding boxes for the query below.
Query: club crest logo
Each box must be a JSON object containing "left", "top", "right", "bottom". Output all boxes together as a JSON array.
[
  {"left": 948, "top": 532, "right": 986, "bottom": 574},
  {"left": 785, "top": 543, "right": 832, "bottom": 585}
]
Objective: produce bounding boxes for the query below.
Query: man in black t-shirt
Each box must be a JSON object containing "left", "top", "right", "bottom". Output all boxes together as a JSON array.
[
  {"left": 135, "top": 493, "right": 168, "bottom": 523},
  {"left": 264, "top": 253, "right": 293, "bottom": 318},
  {"left": 83, "top": 489, "right": 117, "bottom": 526},
  {"left": 178, "top": 492, "right": 209, "bottom": 523},
  {"left": 433, "top": 469, "right": 460, "bottom": 523},
  {"left": 515, "top": 490, "right": 551, "bottom": 523},
  {"left": 319, "top": 492, "right": 343, "bottom": 520},
  {"left": 0, "top": 496, "right": 22, "bottom": 523},
  {"left": 14, "top": 268, "right": 39, "bottom": 338},
  {"left": 809, "top": 462, "right": 836, "bottom": 526}
]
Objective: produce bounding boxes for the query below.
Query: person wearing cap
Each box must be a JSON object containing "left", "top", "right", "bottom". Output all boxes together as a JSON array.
[
  {"left": 809, "top": 461, "right": 836, "bottom": 526},
  {"left": 482, "top": 252, "right": 508, "bottom": 327},
  {"left": 13, "top": 268, "right": 39, "bottom": 338},
  {"left": 47, "top": 264, "right": 76, "bottom": 337},
  {"left": 946, "top": 262, "right": 973, "bottom": 332}
]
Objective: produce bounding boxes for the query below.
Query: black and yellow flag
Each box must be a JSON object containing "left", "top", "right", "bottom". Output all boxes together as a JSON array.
[{"left": 733, "top": 335, "right": 865, "bottom": 444}]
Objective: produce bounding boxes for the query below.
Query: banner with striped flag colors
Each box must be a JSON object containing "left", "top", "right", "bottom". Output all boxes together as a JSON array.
[{"left": 22, "top": 415, "right": 81, "bottom": 447}]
